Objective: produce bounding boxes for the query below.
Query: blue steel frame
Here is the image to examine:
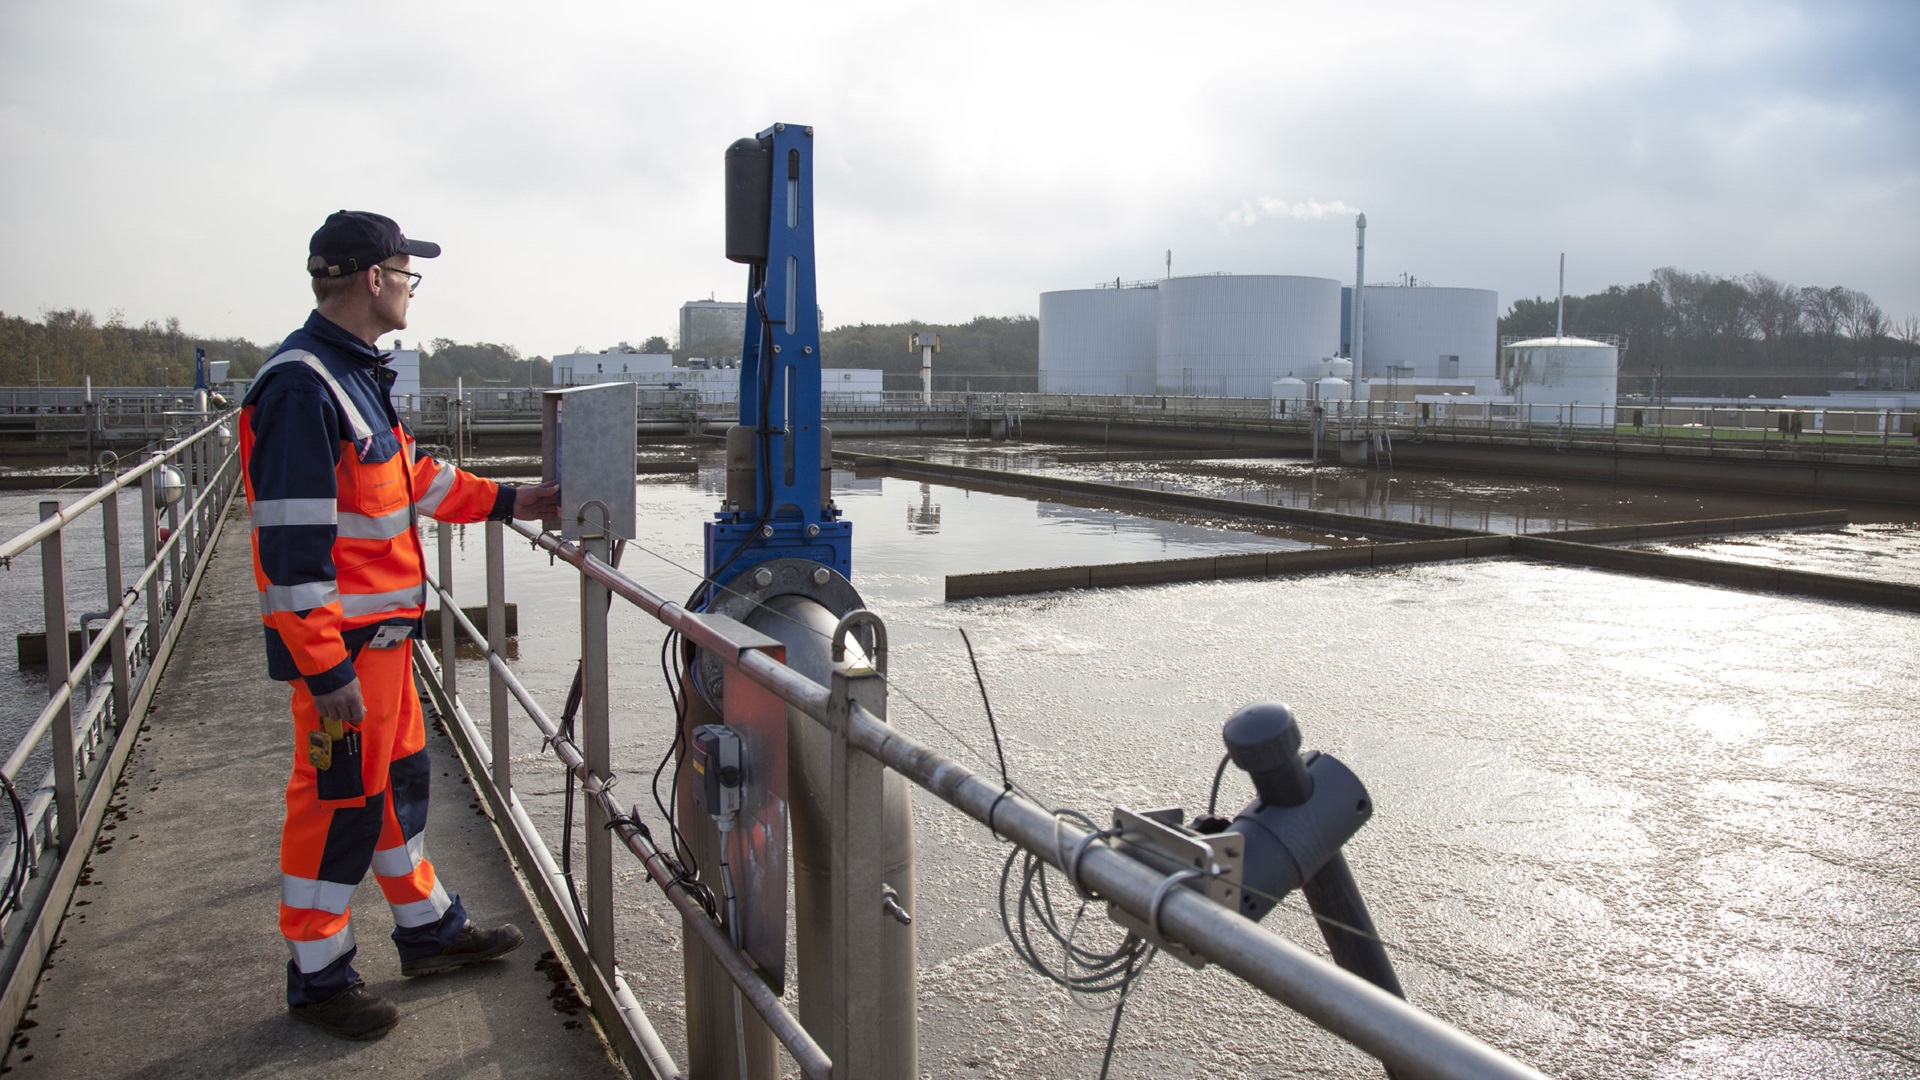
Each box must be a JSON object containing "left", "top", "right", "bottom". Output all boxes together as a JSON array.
[{"left": 703, "top": 123, "right": 852, "bottom": 603}]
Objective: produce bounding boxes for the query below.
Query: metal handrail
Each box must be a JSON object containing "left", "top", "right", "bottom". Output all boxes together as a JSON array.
[
  {"left": 0, "top": 450, "right": 234, "bottom": 782},
  {"left": 0, "top": 412, "right": 242, "bottom": 1049},
  {"left": 418, "top": 573, "right": 827, "bottom": 1079},
  {"left": 0, "top": 413, "right": 232, "bottom": 562},
  {"left": 468, "top": 518, "right": 1547, "bottom": 1080}
]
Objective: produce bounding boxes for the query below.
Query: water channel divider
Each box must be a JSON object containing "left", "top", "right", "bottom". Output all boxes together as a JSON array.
[
  {"left": 0, "top": 411, "right": 240, "bottom": 1046},
  {"left": 414, "top": 508, "right": 1552, "bottom": 1080},
  {"left": 946, "top": 510, "right": 1872, "bottom": 603},
  {"left": 836, "top": 450, "right": 1894, "bottom": 611}
]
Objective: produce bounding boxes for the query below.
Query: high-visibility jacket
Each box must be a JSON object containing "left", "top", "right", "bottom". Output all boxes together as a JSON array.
[{"left": 240, "top": 311, "right": 514, "bottom": 694}]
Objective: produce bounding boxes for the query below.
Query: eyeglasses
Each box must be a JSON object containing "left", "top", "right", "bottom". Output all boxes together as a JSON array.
[{"left": 380, "top": 265, "right": 422, "bottom": 294}]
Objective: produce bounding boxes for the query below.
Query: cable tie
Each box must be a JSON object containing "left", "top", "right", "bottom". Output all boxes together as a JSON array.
[
  {"left": 1148, "top": 868, "right": 1205, "bottom": 946},
  {"left": 1064, "top": 827, "right": 1113, "bottom": 901},
  {"left": 986, "top": 784, "right": 1014, "bottom": 842}
]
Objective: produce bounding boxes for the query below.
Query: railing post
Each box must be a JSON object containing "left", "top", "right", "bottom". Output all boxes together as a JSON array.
[
  {"left": 164, "top": 451, "right": 184, "bottom": 615},
  {"left": 178, "top": 437, "right": 198, "bottom": 570},
  {"left": 141, "top": 452, "right": 163, "bottom": 664},
  {"left": 100, "top": 477, "right": 132, "bottom": 732},
  {"left": 437, "top": 523, "right": 457, "bottom": 701},
  {"left": 579, "top": 525, "right": 615, "bottom": 971},
  {"left": 39, "top": 502, "right": 77, "bottom": 854},
  {"left": 485, "top": 520, "right": 510, "bottom": 793},
  {"left": 825, "top": 630, "right": 915, "bottom": 1078}
]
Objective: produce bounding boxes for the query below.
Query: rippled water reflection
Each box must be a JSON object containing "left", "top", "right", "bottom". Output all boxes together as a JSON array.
[
  {"left": 5, "top": 440, "right": 1916, "bottom": 1078},
  {"left": 416, "top": 440, "right": 1920, "bottom": 1079}
]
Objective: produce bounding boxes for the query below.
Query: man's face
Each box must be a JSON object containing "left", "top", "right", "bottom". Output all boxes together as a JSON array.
[{"left": 373, "top": 256, "right": 415, "bottom": 334}]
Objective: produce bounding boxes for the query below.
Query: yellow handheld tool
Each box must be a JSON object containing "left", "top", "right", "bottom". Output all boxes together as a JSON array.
[{"left": 307, "top": 717, "right": 347, "bottom": 770}]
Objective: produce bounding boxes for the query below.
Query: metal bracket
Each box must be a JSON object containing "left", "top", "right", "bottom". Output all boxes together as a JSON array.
[
  {"left": 1105, "top": 806, "right": 1244, "bottom": 969},
  {"left": 695, "top": 558, "right": 866, "bottom": 706}
]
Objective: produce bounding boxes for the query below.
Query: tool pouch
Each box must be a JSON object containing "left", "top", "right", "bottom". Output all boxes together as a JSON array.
[{"left": 311, "top": 717, "right": 364, "bottom": 801}]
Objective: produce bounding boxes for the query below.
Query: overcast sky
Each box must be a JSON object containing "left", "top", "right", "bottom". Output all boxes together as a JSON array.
[{"left": 1, "top": 0, "right": 1914, "bottom": 358}]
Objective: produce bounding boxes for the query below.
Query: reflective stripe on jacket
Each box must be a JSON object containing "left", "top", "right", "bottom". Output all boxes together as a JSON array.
[{"left": 240, "top": 311, "right": 514, "bottom": 693}]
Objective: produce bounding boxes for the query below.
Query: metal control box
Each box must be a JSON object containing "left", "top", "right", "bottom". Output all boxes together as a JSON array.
[{"left": 541, "top": 382, "right": 637, "bottom": 542}]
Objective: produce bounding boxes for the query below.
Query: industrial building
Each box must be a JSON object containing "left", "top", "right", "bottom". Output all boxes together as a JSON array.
[
  {"left": 551, "top": 343, "right": 882, "bottom": 403},
  {"left": 1491, "top": 335, "right": 1620, "bottom": 426},
  {"left": 1040, "top": 275, "right": 1498, "bottom": 399},
  {"left": 680, "top": 299, "right": 749, "bottom": 360}
]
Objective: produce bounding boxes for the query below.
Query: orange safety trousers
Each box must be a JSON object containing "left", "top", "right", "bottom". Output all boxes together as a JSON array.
[{"left": 279, "top": 636, "right": 466, "bottom": 1007}]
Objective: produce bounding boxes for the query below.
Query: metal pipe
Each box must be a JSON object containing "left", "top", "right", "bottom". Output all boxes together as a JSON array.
[
  {"left": 506, "top": 522, "right": 1542, "bottom": 1076},
  {"left": 100, "top": 477, "right": 131, "bottom": 731},
  {"left": 835, "top": 700, "right": 1548, "bottom": 1080},
  {"left": 164, "top": 454, "right": 183, "bottom": 614},
  {"left": 418, "top": 587, "right": 828, "bottom": 1077},
  {"left": 4, "top": 532, "right": 169, "bottom": 780},
  {"left": 1352, "top": 213, "right": 1366, "bottom": 407},
  {"left": 38, "top": 502, "right": 77, "bottom": 853},
  {"left": 140, "top": 454, "right": 162, "bottom": 665},
  {"left": 580, "top": 527, "right": 616, "bottom": 973},
  {"left": 485, "top": 521, "right": 511, "bottom": 793},
  {"left": 437, "top": 523, "right": 456, "bottom": 700},
  {"left": 0, "top": 411, "right": 230, "bottom": 563}
]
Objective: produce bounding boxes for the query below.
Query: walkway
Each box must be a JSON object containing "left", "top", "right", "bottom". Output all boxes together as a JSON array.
[{"left": 3, "top": 499, "right": 625, "bottom": 1079}]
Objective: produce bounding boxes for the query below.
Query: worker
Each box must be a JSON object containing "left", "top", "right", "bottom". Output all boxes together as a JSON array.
[{"left": 240, "top": 210, "right": 560, "bottom": 1040}]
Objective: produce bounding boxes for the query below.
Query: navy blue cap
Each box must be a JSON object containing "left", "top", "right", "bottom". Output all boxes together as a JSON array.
[{"left": 307, "top": 210, "right": 441, "bottom": 278}]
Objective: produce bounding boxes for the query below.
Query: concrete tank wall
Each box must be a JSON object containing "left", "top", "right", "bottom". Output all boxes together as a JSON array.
[
  {"left": 1360, "top": 286, "right": 1498, "bottom": 381},
  {"left": 1155, "top": 275, "right": 1341, "bottom": 397},
  {"left": 1038, "top": 287, "right": 1162, "bottom": 394}
]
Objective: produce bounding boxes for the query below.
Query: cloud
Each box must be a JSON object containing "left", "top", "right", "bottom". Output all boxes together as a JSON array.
[
  {"left": 1220, "top": 199, "right": 1364, "bottom": 231},
  {"left": 0, "top": 0, "right": 1915, "bottom": 353}
]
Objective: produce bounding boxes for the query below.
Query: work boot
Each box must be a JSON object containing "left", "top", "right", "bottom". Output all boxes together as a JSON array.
[
  {"left": 400, "top": 920, "right": 525, "bottom": 977},
  {"left": 289, "top": 981, "right": 401, "bottom": 1040}
]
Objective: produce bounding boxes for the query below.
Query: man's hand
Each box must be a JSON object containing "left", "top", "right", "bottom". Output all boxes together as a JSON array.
[
  {"left": 513, "top": 481, "right": 560, "bottom": 521},
  {"left": 313, "top": 678, "right": 366, "bottom": 723}
]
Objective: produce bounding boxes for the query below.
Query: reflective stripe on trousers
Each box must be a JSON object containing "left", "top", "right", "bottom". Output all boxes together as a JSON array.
[{"left": 280, "top": 640, "right": 466, "bottom": 1006}]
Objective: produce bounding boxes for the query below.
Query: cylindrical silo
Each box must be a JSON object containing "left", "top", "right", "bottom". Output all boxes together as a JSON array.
[
  {"left": 1498, "top": 336, "right": 1619, "bottom": 427},
  {"left": 1038, "top": 286, "right": 1161, "bottom": 395},
  {"left": 1359, "top": 286, "right": 1498, "bottom": 382},
  {"left": 1270, "top": 377, "right": 1308, "bottom": 418},
  {"left": 1155, "top": 275, "right": 1341, "bottom": 397}
]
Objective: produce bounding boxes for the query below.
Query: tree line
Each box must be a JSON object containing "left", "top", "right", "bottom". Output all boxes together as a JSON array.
[
  {"left": 0, "top": 308, "right": 269, "bottom": 388},
  {"left": 9, "top": 270, "right": 1909, "bottom": 399},
  {"left": 1498, "top": 269, "right": 1917, "bottom": 396},
  {"left": 822, "top": 315, "right": 1038, "bottom": 391},
  {"left": 0, "top": 309, "right": 554, "bottom": 388}
]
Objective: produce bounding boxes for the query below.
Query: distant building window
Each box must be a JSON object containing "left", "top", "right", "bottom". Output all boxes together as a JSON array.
[{"left": 1441, "top": 355, "right": 1460, "bottom": 378}]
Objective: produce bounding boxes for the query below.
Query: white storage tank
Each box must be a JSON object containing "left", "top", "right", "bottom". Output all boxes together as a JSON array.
[
  {"left": 1156, "top": 275, "right": 1341, "bottom": 397},
  {"left": 1039, "top": 285, "right": 1161, "bottom": 395},
  {"left": 1270, "top": 376, "right": 1309, "bottom": 418},
  {"left": 1360, "top": 286, "right": 1498, "bottom": 381},
  {"left": 1499, "top": 336, "right": 1618, "bottom": 426}
]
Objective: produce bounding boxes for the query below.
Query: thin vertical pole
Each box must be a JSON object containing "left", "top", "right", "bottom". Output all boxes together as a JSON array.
[
  {"left": 437, "top": 523, "right": 457, "bottom": 701},
  {"left": 101, "top": 481, "right": 131, "bottom": 732},
  {"left": 164, "top": 460, "right": 183, "bottom": 615},
  {"left": 580, "top": 527, "right": 614, "bottom": 973},
  {"left": 141, "top": 453, "right": 162, "bottom": 665},
  {"left": 178, "top": 439, "right": 197, "bottom": 573},
  {"left": 485, "top": 520, "right": 510, "bottom": 793},
  {"left": 39, "top": 502, "right": 77, "bottom": 853}
]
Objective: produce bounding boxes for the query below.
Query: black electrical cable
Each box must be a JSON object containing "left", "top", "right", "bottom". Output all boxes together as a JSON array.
[
  {"left": 557, "top": 659, "right": 587, "bottom": 932},
  {"left": 0, "top": 773, "right": 30, "bottom": 941},
  {"left": 1206, "top": 752, "right": 1231, "bottom": 817},
  {"left": 1095, "top": 945, "right": 1149, "bottom": 1080},
  {"left": 957, "top": 628, "right": 1010, "bottom": 789}
]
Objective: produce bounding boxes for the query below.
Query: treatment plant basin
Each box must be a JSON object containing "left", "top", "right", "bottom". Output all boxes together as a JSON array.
[{"left": 411, "top": 438, "right": 1920, "bottom": 1079}]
